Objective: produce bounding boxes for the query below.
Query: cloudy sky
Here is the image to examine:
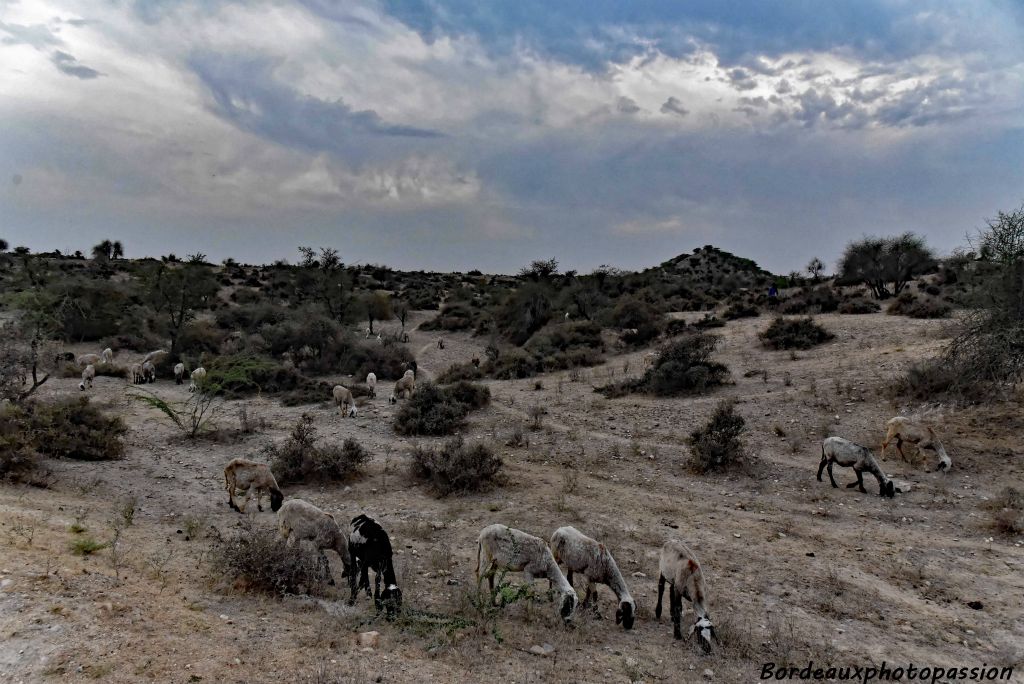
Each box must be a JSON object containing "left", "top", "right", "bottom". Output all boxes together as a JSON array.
[{"left": 2, "top": 1, "right": 1023, "bottom": 273}]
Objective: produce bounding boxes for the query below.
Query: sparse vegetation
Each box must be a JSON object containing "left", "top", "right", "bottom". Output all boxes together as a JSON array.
[
  {"left": 598, "top": 332, "right": 729, "bottom": 397},
  {"left": 759, "top": 317, "right": 834, "bottom": 350},
  {"left": 687, "top": 400, "right": 747, "bottom": 473},
  {"left": 410, "top": 436, "right": 504, "bottom": 496},
  {"left": 6, "top": 397, "right": 127, "bottom": 461},
  {"left": 393, "top": 382, "right": 490, "bottom": 436},
  {"left": 268, "top": 415, "right": 371, "bottom": 484},
  {"left": 209, "top": 520, "right": 331, "bottom": 596}
]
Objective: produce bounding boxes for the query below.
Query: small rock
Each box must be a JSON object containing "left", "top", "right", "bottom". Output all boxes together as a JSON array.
[
  {"left": 632, "top": 572, "right": 647, "bottom": 579},
  {"left": 358, "top": 631, "right": 381, "bottom": 649},
  {"left": 1, "top": 579, "right": 13, "bottom": 590},
  {"left": 703, "top": 668, "right": 714, "bottom": 679}
]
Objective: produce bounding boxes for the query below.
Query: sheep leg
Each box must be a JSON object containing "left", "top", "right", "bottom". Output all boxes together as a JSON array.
[
  {"left": 826, "top": 460, "right": 839, "bottom": 488},
  {"left": 361, "top": 563, "right": 372, "bottom": 598},
  {"left": 655, "top": 575, "right": 665, "bottom": 619},
  {"left": 347, "top": 550, "right": 359, "bottom": 606},
  {"left": 816, "top": 455, "right": 828, "bottom": 482},
  {"left": 256, "top": 489, "right": 264, "bottom": 513},
  {"left": 847, "top": 468, "right": 867, "bottom": 493},
  {"left": 319, "top": 550, "right": 335, "bottom": 586},
  {"left": 669, "top": 585, "right": 683, "bottom": 640},
  {"left": 236, "top": 488, "right": 250, "bottom": 513},
  {"left": 895, "top": 438, "right": 907, "bottom": 462},
  {"left": 566, "top": 569, "right": 574, "bottom": 588}
]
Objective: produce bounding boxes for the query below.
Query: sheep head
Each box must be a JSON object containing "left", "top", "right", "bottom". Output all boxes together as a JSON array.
[
  {"left": 269, "top": 489, "right": 284, "bottom": 512},
  {"left": 689, "top": 616, "right": 717, "bottom": 653},
  {"left": 559, "top": 590, "right": 578, "bottom": 622},
  {"left": 616, "top": 600, "right": 635, "bottom": 630},
  {"left": 880, "top": 479, "right": 895, "bottom": 498}
]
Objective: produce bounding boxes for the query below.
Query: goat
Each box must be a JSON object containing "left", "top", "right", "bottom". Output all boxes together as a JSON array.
[
  {"left": 349, "top": 514, "right": 402, "bottom": 617},
  {"left": 882, "top": 417, "right": 951, "bottom": 472},
  {"left": 656, "top": 539, "right": 718, "bottom": 652},
  {"left": 550, "top": 526, "right": 635, "bottom": 629},
  {"left": 818, "top": 436, "right": 895, "bottom": 497},
  {"left": 278, "top": 499, "right": 354, "bottom": 592},
  {"left": 223, "top": 458, "right": 284, "bottom": 513}
]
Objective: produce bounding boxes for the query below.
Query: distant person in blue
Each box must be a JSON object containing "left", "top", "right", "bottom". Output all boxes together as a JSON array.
[{"left": 768, "top": 284, "right": 779, "bottom": 307}]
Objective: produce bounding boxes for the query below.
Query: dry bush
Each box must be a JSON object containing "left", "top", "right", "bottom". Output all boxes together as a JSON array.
[
  {"left": 687, "top": 400, "right": 746, "bottom": 473},
  {"left": 12, "top": 397, "right": 126, "bottom": 461},
  {"left": 209, "top": 520, "right": 331, "bottom": 596},
  {"left": 759, "top": 317, "right": 834, "bottom": 350},
  {"left": 393, "top": 382, "right": 490, "bottom": 436},
  {"left": 886, "top": 292, "right": 951, "bottom": 319},
  {"left": 268, "top": 415, "right": 370, "bottom": 484},
  {"left": 984, "top": 487, "right": 1024, "bottom": 536},
  {"left": 410, "top": 436, "right": 504, "bottom": 497},
  {"left": 0, "top": 404, "right": 38, "bottom": 481}
]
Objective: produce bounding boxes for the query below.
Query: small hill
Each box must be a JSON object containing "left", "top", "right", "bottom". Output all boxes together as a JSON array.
[{"left": 639, "top": 245, "right": 778, "bottom": 310}]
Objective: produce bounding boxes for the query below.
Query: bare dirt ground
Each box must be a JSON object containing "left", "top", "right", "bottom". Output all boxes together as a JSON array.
[{"left": 2, "top": 312, "right": 1023, "bottom": 683}]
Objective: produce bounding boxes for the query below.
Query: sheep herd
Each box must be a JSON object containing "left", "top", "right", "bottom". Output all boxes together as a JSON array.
[{"left": 64, "top": 344, "right": 952, "bottom": 655}]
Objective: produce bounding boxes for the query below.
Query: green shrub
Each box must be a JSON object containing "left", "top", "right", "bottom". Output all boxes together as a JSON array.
[
  {"left": 20, "top": 397, "right": 126, "bottom": 461},
  {"left": 410, "top": 436, "right": 504, "bottom": 496},
  {"left": 268, "top": 415, "right": 370, "bottom": 484},
  {"left": 778, "top": 286, "right": 840, "bottom": 314},
  {"left": 608, "top": 297, "right": 663, "bottom": 345},
  {"left": 759, "top": 317, "right": 834, "bottom": 350},
  {"left": 419, "top": 302, "right": 477, "bottom": 331},
  {"left": 0, "top": 405, "right": 38, "bottom": 481},
  {"left": 436, "top": 362, "right": 485, "bottom": 384},
  {"left": 693, "top": 314, "right": 725, "bottom": 330},
  {"left": 723, "top": 302, "right": 760, "bottom": 320},
  {"left": 688, "top": 401, "right": 746, "bottom": 473},
  {"left": 598, "top": 332, "right": 729, "bottom": 397},
  {"left": 838, "top": 297, "right": 880, "bottom": 314},
  {"left": 392, "top": 381, "right": 491, "bottom": 436}
]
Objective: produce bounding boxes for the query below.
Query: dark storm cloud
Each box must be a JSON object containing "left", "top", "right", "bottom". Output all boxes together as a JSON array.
[
  {"left": 51, "top": 50, "right": 102, "bottom": 79},
  {"left": 660, "top": 97, "right": 689, "bottom": 117}
]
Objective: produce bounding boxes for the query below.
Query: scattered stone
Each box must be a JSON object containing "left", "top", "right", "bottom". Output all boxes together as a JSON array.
[
  {"left": 529, "top": 643, "right": 555, "bottom": 656},
  {"left": 358, "top": 631, "right": 381, "bottom": 649},
  {"left": 703, "top": 668, "right": 714, "bottom": 679},
  {"left": 632, "top": 572, "right": 647, "bottom": 579}
]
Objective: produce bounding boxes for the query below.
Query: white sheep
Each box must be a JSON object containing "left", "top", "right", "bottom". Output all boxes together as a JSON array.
[
  {"left": 476, "top": 524, "right": 578, "bottom": 622},
  {"left": 389, "top": 373, "right": 415, "bottom": 404},
  {"left": 142, "top": 349, "right": 167, "bottom": 364},
  {"left": 79, "top": 364, "right": 95, "bottom": 391},
  {"left": 818, "top": 436, "right": 895, "bottom": 498},
  {"left": 189, "top": 367, "right": 206, "bottom": 392},
  {"left": 76, "top": 353, "right": 102, "bottom": 368},
  {"left": 277, "top": 499, "right": 354, "bottom": 591},
  {"left": 223, "top": 457, "right": 284, "bottom": 513},
  {"left": 173, "top": 362, "right": 185, "bottom": 385},
  {"left": 332, "top": 385, "right": 357, "bottom": 418},
  {"left": 550, "top": 526, "right": 635, "bottom": 629},
  {"left": 365, "top": 372, "right": 377, "bottom": 398},
  {"left": 142, "top": 360, "right": 156, "bottom": 383},
  {"left": 656, "top": 539, "right": 718, "bottom": 652},
  {"left": 128, "top": 363, "right": 145, "bottom": 385},
  {"left": 101, "top": 348, "right": 114, "bottom": 364},
  {"left": 882, "top": 417, "right": 951, "bottom": 472}
]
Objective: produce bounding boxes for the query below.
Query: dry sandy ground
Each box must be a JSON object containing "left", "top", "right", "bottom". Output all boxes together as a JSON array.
[{"left": 2, "top": 312, "right": 1022, "bottom": 683}]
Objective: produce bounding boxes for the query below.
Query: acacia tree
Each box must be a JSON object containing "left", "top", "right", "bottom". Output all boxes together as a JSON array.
[
  {"left": 363, "top": 292, "right": 392, "bottom": 334},
  {"left": 806, "top": 257, "right": 825, "bottom": 282},
  {"left": 0, "top": 301, "right": 59, "bottom": 403},
  {"left": 296, "top": 246, "right": 350, "bottom": 322},
  {"left": 393, "top": 300, "right": 410, "bottom": 335},
  {"left": 146, "top": 256, "right": 218, "bottom": 356},
  {"left": 838, "top": 233, "right": 935, "bottom": 298}
]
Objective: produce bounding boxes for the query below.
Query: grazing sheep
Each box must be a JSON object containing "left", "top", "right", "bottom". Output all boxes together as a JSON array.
[
  {"left": 101, "top": 348, "right": 114, "bottom": 364},
  {"left": 550, "top": 526, "right": 635, "bottom": 629},
  {"left": 55, "top": 351, "right": 76, "bottom": 365},
  {"left": 173, "top": 362, "right": 185, "bottom": 385},
  {"left": 189, "top": 367, "right": 206, "bottom": 392},
  {"left": 389, "top": 374, "right": 415, "bottom": 404},
  {"left": 79, "top": 364, "right": 95, "bottom": 391},
  {"left": 402, "top": 360, "right": 418, "bottom": 378},
  {"left": 471, "top": 357, "right": 480, "bottom": 368},
  {"left": 349, "top": 514, "right": 402, "bottom": 616},
  {"left": 882, "top": 417, "right": 951, "bottom": 472},
  {"left": 437, "top": 337, "right": 444, "bottom": 350},
  {"left": 476, "top": 524, "right": 578, "bottom": 622},
  {"left": 365, "top": 372, "right": 377, "bottom": 398},
  {"left": 142, "top": 349, "right": 167, "bottom": 364},
  {"left": 565, "top": 311, "right": 571, "bottom": 320},
  {"left": 142, "top": 360, "right": 156, "bottom": 383},
  {"left": 365, "top": 328, "right": 371, "bottom": 339},
  {"left": 277, "top": 499, "right": 354, "bottom": 591},
  {"left": 332, "top": 385, "right": 357, "bottom": 417},
  {"left": 129, "top": 363, "right": 145, "bottom": 385},
  {"left": 818, "top": 436, "right": 895, "bottom": 498},
  {"left": 376, "top": 333, "right": 382, "bottom": 343},
  {"left": 223, "top": 457, "right": 284, "bottom": 513},
  {"left": 77, "top": 353, "right": 103, "bottom": 368},
  {"left": 656, "top": 539, "right": 718, "bottom": 652}
]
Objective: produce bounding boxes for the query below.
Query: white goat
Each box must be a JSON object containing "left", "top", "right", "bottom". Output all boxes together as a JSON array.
[
  {"left": 188, "top": 367, "right": 206, "bottom": 392},
  {"left": 550, "top": 526, "right": 635, "bottom": 629},
  {"left": 223, "top": 458, "right": 283, "bottom": 513},
  {"left": 79, "top": 364, "right": 95, "bottom": 391},
  {"left": 476, "top": 524, "right": 578, "bottom": 622},
  {"left": 882, "top": 417, "right": 951, "bottom": 472},
  {"left": 173, "top": 362, "right": 185, "bottom": 385},
  {"left": 656, "top": 539, "right": 718, "bottom": 652},
  {"left": 389, "top": 373, "right": 415, "bottom": 404},
  {"left": 277, "top": 499, "right": 354, "bottom": 591},
  {"left": 365, "top": 372, "right": 377, "bottom": 398},
  {"left": 332, "top": 385, "right": 357, "bottom": 417},
  {"left": 818, "top": 436, "right": 895, "bottom": 498}
]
